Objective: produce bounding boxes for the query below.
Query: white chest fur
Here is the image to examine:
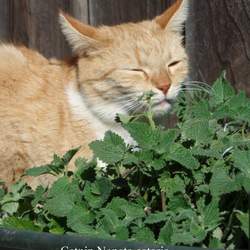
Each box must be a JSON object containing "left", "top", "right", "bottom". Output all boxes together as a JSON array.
[{"left": 65, "top": 83, "right": 133, "bottom": 144}]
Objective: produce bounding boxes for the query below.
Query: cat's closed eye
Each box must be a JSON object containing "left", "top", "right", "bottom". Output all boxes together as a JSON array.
[
  {"left": 123, "top": 68, "right": 149, "bottom": 78},
  {"left": 168, "top": 60, "right": 181, "bottom": 67}
]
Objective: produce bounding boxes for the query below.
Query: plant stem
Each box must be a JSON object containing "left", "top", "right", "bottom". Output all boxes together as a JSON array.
[
  {"left": 146, "top": 101, "right": 156, "bottom": 130},
  {"left": 161, "top": 191, "right": 166, "bottom": 211},
  {"left": 222, "top": 195, "right": 241, "bottom": 242}
]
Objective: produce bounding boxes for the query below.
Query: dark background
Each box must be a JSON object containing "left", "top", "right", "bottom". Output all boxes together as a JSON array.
[{"left": 0, "top": 0, "right": 249, "bottom": 94}]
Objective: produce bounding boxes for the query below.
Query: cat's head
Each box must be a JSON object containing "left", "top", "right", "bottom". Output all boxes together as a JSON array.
[{"left": 60, "top": 0, "right": 189, "bottom": 123}]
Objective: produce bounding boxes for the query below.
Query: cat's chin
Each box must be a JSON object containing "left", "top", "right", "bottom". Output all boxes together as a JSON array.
[{"left": 152, "top": 100, "right": 172, "bottom": 116}]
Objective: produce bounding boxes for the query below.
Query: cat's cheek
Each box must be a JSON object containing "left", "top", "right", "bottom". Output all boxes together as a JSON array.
[{"left": 166, "top": 84, "right": 180, "bottom": 100}]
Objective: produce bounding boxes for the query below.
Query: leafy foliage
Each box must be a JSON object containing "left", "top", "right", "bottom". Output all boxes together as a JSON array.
[{"left": 0, "top": 74, "right": 249, "bottom": 249}]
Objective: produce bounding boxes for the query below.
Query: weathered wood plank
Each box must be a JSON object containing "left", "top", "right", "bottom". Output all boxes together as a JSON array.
[
  {"left": 8, "top": 0, "right": 74, "bottom": 59},
  {"left": 186, "top": 0, "right": 250, "bottom": 94},
  {"left": 0, "top": 0, "right": 11, "bottom": 42},
  {"left": 69, "top": 0, "right": 88, "bottom": 23},
  {"left": 88, "top": 0, "right": 174, "bottom": 26}
]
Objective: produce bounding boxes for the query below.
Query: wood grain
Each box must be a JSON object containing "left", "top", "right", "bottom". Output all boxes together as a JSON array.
[
  {"left": 0, "top": 0, "right": 11, "bottom": 42},
  {"left": 186, "top": 0, "right": 250, "bottom": 94},
  {"left": 88, "top": 0, "right": 174, "bottom": 26}
]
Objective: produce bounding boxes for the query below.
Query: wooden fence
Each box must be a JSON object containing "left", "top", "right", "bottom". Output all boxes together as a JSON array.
[{"left": 0, "top": 0, "right": 250, "bottom": 94}]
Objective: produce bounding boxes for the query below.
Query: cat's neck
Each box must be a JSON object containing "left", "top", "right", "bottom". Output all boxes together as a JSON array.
[{"left": 65, "top": 79, "right": 133, "bottom": 144}]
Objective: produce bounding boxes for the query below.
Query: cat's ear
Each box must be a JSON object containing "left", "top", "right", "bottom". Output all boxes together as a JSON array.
[
  {"left": 59, "top": 11, "right": 107, "bottom": 54},
  {"left": 155, "top": 0, "right": 188, "bottom": 32}
]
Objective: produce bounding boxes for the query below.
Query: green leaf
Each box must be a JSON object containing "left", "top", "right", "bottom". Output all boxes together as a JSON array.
[
  {"left": 210, "top": 73, "right": 235, "bottom": 107},
  {"left": 1, "top": 202, "right": 19, "bottom": 215},
  {"left": 106, "top": 198, "right": 128, "bottom": 218},
  {"left": 83, "top": 178, "right": 112, "bottom": 209},
  {"left": 182, "top": 118, "right": 213, "bottom": 144},
  {"left": 159, "top": 175, "right": 185, "bottom": 197},
  {"left": 31, "top": 186, "right": 46, "bottom": 207},
  {"left": 0, "top": 188, "right": 5, "bottom": 200},
  {"left": 48, "top": 219, "right": 65, "bottom": 234},
  {"left": 89, "top": 131, "right": 126, "bottom": 164},
  {"left": 232, "top": 150, "right": 250, "bottom": 176},
  {"left": 121, "top": 203, "right": 145, "bottom": 225},
  {"left": 236, "top": 212, "right": 249, "bottom": 237},
  {"left": 62, "top": 147, "right": 80, "bottom": 164},
  {"left": 25, "top": 165, "right": 52, "bottom": 177},
  {"left": 236, "top": 173, "right": 250, "bottom": 193},
  {"left": 168, "top": 195, "right": 190, "bottom": 212},
  {"left": 117, "top": 114, "right": 133, "bottom": 124},
  {"left": 45, "top": 193, "right": 75, "bottom": 217},
  {"left": 144, "top": 212, "right": 169, "bottom": 224},
  {"left": 203, "top": 199, "right": 220, "bottom": 231},
  {"left": 156, "top": 129, "right": 178, "bottom": 154},
  {"left": 158, "top": 221, "right": 173, "bottom": 244},
  {"left": 123, "top": 122, "right": 158, "bottom": 149},
  {"left": 115, "top": 226, "right": 129, "bottom": 240},
  {"left": 151, "top": 158, "right": 166, "bottom": 171},
  {"left": 191, "top": 100, "right": 211, "bottom": 119},
  {"left": 10, "top": 181, "right": 26, "bottom": 194},
  {"left": 190, "top": 219, "right": 207, "bottom": 242},
  {"left": 133, "top": 227, "right": 155, "bottom": 243},
  {"left": 67, "top": 204, "right": 95, "bottom": 233},
  {"left": 2, "top": 217, "right": 41, "bottom": 231},
  {"left": 210, "top": 166, "right": 240, "bottom": 197},
  {"left": 48, "top": 177, "right": 69, "bottom": 197},
  {"left": 99, "top": 208, "right": 120, "bottom": 234},
  {"left": 168, "top": 144, "right": 199, "bottom": 169},
  {"left": 171, "top": 232, "right": 196, "bottom": 245}
]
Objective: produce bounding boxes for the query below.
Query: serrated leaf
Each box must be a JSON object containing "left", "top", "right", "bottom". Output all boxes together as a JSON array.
[
  {"left": 121, "top": 203, "right": 145, "bottom": 225},
  {"left": 48, "top": 219, "right": 65, "bottom": 234},
  {"left": 99, "top": 208, "right": 120, "bottom": 234},
  {"left": 106, "top": 198, "right": 128, "bottom": 218},
  {"left": 210, "top": 167, "right": 240, "bottom": 196},
  {"left": 1, "top": 202, "right": 19, "bottom": 215},
  {"left": 159, "top": 175, "right": 185, "bottom": 197},
  {"left": 89, "top": 131, "right": 126, "bottom": 164},
  {"left": 236, "top": 173, "right": 250, "bottom": 193},
  {"left": 151, "top": 158, "right": 166, "bottom": 170},
  {"left": 25, "top": 165, "right": 52, "bottom": 177},
  {"left": 171, "top": 232, "right": 196, "bottom": 245},
  {"left": 67, "top": 204, "right": 95, "bottom": 233},
  {"left": 83, "top": 178, "right": 112, "bottom": 209},
  {"left": 168, "top": 144, "right": 199, "bottom": 169},
  {"left": 236, "top": 212, "right": 249, "bottom": 237},
  {"left": 45, "top": 193, "right": 75, "bottom": 217},
  {"left": 158, "top": 220, "right": 173, "bottom": 244},
  {"left": 0, "top": 189, "right": 5, "bottom": 200},
  {"left": 203, "top": 199, "right": 220, "bottom": 231},
  {"left": 156, "top": 129, "right": 178, "bottom": 154},
  {"left": 62, "top": 147, "right": 80, "bottom": 165},
  {"left": 190, "top": 219, "right": 207, "bottom": 242},
  {"left": 115, "top": 226, "right": 129, "bottom": 240},
  {"left": 144, "top": 212, "right": 169, "bottom": 224},
  {"left": 133, "top": 227, "right": 155, "bottom": 243},
  {"left": 2, "top": 217, "right": 41, "bottom": 231},
  {"left": 182, "top": 119, "right": 213, "bottom": 144},
  {"left": 123, "top": 122, "right": 158, "bottom": 149},
  {"left": 210, "top": 73, "right": 235, "bottom": 107},
  {"left": 232, "top": 150, "right": 250, "bottom": 176},
  {"left": 168, "top": 195, "right": 190, "bottom": 212},
  {"left": 10, "top": 181, "right": 26, "bottom": 194}
]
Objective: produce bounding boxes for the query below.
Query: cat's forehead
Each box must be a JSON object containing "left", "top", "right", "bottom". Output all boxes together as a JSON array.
[{"left": 102, "top": 21, "right": 184, "bottom": 63}]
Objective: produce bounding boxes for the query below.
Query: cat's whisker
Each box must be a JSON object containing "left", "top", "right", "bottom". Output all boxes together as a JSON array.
[
  {"left": 182, "top": 86, "right": 211, "bottom": 94},
  {"left": 182, "top": 80, "right": 212, "bottom": 89}
]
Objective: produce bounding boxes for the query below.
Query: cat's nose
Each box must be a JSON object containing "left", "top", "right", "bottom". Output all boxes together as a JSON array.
[{"left": 157, "top": 82, "right": 170, "bottom": 95}]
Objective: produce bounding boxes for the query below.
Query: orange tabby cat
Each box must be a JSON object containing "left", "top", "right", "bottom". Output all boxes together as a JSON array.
[{"left": 0, "top": 0, "right": 189, "bottom": 187}]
